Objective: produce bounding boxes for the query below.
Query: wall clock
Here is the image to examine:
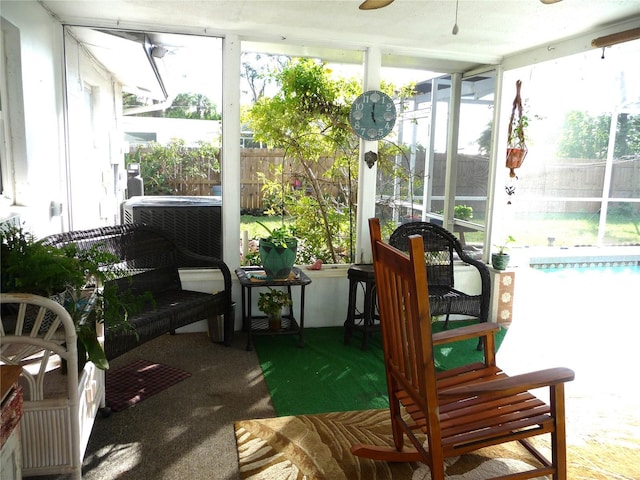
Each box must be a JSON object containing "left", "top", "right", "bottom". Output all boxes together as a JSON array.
[{"left": 349, "top": 90, "right": 397, "bottom": 141}]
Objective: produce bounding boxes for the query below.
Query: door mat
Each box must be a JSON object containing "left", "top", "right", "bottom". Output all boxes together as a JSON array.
[{"left": 105, "top": 359, "right": 191, "bottom": 412}]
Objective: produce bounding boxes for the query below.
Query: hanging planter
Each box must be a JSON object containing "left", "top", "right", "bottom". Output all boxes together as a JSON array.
[
  {"left": 506, "top": 80, "right": 528, "bottom": 179},
  {"left": 506, "top": 146, "right": 527, "bottom": 171}
]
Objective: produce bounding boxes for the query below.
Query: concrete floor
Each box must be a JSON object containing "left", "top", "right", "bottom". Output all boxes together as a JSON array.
[{"left": 26, "top": 262, "right": 639, "bottom": 479}]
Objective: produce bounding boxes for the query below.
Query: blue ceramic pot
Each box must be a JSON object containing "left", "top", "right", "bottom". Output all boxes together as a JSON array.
[
  {"left": 491, "top": 253, "right": 510, "bottom": 271},
  {"left": 259, "top": 238, "right": 298, "bottom": 280}
]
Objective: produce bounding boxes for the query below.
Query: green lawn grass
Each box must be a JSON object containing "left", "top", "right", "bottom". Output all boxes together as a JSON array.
[
  {"left": 241, "top": 213, "right": 639, "bottom": 249},
  {"left": 240, "top": 215, "right": 294, "bottom": 240},
  {"left": 509, "top": 212, "right": 639, "bottom": 247}
]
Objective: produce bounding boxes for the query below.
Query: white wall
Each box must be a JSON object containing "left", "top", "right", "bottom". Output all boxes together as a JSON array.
[
  {"left": 1, "top": 2, "right": 67, "bottom": 237},
  {"left": 178, "top": 266, "right": 352, "bottom": 335},
  {"left": 121, "top": 116, "right": 221, "bottom": 146},
  {"left": 178, "top": 262, "right": 482, "bottom": 336},
  {"left": 1, "top": 2, "right": 124, "bottom": 235},
  {"left": 64, "top": 30, "right": 125, "bottom": 230}
]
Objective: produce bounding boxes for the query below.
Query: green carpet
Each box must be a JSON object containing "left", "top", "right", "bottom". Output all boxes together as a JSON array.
[{"left": 253, "top": 321, "right": 507, "bottom": 416}]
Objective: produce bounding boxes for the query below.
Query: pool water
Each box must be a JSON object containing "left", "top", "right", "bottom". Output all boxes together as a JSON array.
[
  {"left": 535, "top": 264, "right": 639, "bottom": 311},
  {"left": 538, "top": 264, "right": 640, "bottom": 278},
  {"left": 498, "top": 262, "right": 638, "bottom": 395}
]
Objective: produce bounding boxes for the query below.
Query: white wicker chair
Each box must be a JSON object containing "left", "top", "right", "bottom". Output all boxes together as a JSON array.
[{"left": 0, "top": 293, "right": 82, "bottom": 479}]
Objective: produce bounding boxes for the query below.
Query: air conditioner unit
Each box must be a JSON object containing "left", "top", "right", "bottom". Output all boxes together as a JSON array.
[{"left": 122, "top": 196, "right": 222, "bottom": 258}]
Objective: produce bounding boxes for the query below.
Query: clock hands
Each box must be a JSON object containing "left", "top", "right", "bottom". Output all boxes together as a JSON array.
[{"left": 371, "top": 103, "right": 376, "bottom": 124}]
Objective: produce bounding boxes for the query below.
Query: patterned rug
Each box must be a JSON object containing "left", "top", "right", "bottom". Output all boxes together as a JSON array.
[
  {"left": 106, "top": 359, "right": 191, "bottom": 412},
  {"left": 235, "top": 408, "right": 640, "bottom": 480}
]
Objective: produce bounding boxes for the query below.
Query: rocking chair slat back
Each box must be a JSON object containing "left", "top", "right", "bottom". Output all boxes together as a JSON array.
[{"left": 351, "top": 218, "right": 575, "bottom": 480}]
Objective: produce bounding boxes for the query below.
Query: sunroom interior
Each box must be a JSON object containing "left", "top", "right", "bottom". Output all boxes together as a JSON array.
[
  {"left": 1, "top": 1, "right": 640, "bottom": 479},
  {"left": 1, "top": 1, "right": 639, "bottom": 333}
]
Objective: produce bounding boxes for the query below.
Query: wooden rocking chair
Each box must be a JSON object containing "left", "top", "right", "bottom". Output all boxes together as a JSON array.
[{"left": 351, "top": 218, "right": 575, "bottom": 480}]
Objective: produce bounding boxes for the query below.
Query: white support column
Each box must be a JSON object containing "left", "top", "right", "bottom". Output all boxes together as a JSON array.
[
  {"left": 222, "top": 35, "right": 241, "bottom": 271},
  {"left": 355, "top": 47, "right": 381, "bottom": 264},
  {"left": 443, "top": 73, "right": 462, "bottom": 233},
  {"left": 484, "top": 66, "right": 504, "bottom": 261},
  {"left": 423, "top": 78, "right": 438, "bottom": 221},
  {"left": 598, "top": 108, "right": 617, "bottom": 246}
]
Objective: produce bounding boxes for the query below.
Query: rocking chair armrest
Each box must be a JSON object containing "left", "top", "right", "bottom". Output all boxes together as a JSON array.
[
  {"left": 439, "top": 367, "right": 576, "bottom": 398},
  {"left": 433, "top": 322, "right": 500, "bottom": 346}
]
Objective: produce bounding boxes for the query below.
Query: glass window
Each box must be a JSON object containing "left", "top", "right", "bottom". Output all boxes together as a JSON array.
[
  {"left": 501, "top": 39, "right": 640, "bottom": 247},
  {"left": 454, "top": 72, "right": 495, "bottom": 250},
  {"left": 65, "top": 28, "right": 223, "bottom": 227},
  {"left": 376, "top": 71, "right": 494, "bottom": 255}
]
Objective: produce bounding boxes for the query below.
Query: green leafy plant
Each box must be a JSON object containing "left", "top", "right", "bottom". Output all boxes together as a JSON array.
[
  {"left": 246, "top": 58, "right": 414, "bottom": 264},
  {"left": 494, "top": 235, "right": 516, "bottom": 255},
  {"left": 437, "top": 205, "right": 474, "bottom": 222},
  {"left": 256, "top": 221, "right": 296, "bottom": 248},
  {"left": 1, "top": 226, "right": 87, "bottom": 296},
  {"left": 257, "top": 287, "right": 292, "bottom": 318},
  {"left": 126, "top": 139, "right": 220, "bottom": 196},
  {"left": 454, "top": 204, "right": 473, "bottom": 221},
  {"left": 508, "top": 115, "right": 529, "bottom": 150},
  {"left": 0, "top": 224, "right": 149, "bottom": 370}
]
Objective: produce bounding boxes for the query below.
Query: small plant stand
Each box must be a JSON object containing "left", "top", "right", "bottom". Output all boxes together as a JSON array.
[{"left": 235, "top": 266, "right": 312, "bottom": 351}]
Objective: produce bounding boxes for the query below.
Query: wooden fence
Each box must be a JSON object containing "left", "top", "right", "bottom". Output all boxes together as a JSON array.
[
  {"left": 165, "top": 148, "right": 344, "bottom": 211},
  {"left": 160, "top": 147, "right": 639, "bottom": 214}
]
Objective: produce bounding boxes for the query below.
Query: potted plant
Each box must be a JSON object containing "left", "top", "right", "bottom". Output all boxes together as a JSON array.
[
  {"left": 0, "top": 225, "right": 146, "bottom": 371},
  {"left": 257, "top": 287, "right": 292, "bottom": 331},
  {"left": 506, "top": 79, "right": 528, "bottom": 177},
  {"left": 491, "top": 235, "right": 515, "bottom": 271},
  {"left": 257, "top": 221, "right": 298, "bottom": 280}
]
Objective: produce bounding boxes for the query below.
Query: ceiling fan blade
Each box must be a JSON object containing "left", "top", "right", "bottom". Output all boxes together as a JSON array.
[
  {"left": 359, "top": 0, "right": 395, "bottom": 10},
  {"left": 540, "top": 0, "right": 562, "bottom": 3}
]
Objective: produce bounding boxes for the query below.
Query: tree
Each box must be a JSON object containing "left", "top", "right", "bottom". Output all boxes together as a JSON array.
[
  {"left": 241, "top": 53, "right": 288, "bottom": 103},
  {"left": 127, "top": 139, "right": 220, "bottom": 195},
  {"left": 164, "top": 93, "right": 221, "bottom": 120},
  {"left": 557, "top": 110, "right": 640, "bottom": 159},
  {"left": 246, "top": 58, "right": 411, "bottom": 264},
  {"left": 477, "top": 122, "right": 492, "bottom": 157},
  {"left": 247, "top": 58, "right": 359, "bottom": 263},
  {"left": 122, "top": 92, "right": 221, "bottom": 120}
]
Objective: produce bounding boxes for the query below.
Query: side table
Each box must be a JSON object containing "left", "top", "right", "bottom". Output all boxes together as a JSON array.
[
  {"left": 343, "top": 264, "right": 380, "bottom": 350},
  {"left": 235, "top": 267, "right": 312, "bottom": 351}
]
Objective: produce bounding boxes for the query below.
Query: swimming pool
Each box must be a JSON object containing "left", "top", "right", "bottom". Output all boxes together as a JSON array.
[
  {"left": 537, "top": 264, "right": 640, "bottom": 278},
  {"left": 533, "top": 264, "right": 640, "bottom": 304}
]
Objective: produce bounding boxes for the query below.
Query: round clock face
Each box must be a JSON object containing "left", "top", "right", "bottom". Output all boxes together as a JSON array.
[{"left": 349, "top": 90, "right": 397, "bottom": 141}]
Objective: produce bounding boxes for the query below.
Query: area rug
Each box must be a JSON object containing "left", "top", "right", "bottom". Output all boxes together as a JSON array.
[
  {"left": 105, "top": 359, "right": 191, "bottom": 412},
  {"left": 235, "top": 408, "right": 640, "bottom": 480},
  {"left": 253, "top": 324, "right": 506, "bottom": 416}
]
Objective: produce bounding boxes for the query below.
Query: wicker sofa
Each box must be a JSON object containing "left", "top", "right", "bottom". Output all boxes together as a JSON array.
[{"left": 42, "top": 223, "right": 234, "bottom": 360}]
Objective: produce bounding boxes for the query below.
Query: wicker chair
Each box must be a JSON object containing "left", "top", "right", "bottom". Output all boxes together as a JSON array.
[
  {"left": 1, "top": 293, "right": 83, "bottom": 479},
  {"left": 389, "top": 221, "right": 490, "bottom": 329}
]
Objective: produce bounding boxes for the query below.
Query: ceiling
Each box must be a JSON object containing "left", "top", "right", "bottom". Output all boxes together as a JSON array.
[{"left": 46, "top": 0, "right": 640, "bottom": 99}]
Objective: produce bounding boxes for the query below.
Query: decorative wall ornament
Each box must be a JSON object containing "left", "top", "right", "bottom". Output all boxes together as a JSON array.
[{"left": 364, "top": 150, "right": 378, "bottom": 169}]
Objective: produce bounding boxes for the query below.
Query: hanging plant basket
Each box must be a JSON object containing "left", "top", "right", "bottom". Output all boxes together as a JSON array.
[
  {"left": 506, "top": 79, "right": 528, "bottom": 178},
  {"left": 506, "top": 147, "right": 527, "bottom": 171}
]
